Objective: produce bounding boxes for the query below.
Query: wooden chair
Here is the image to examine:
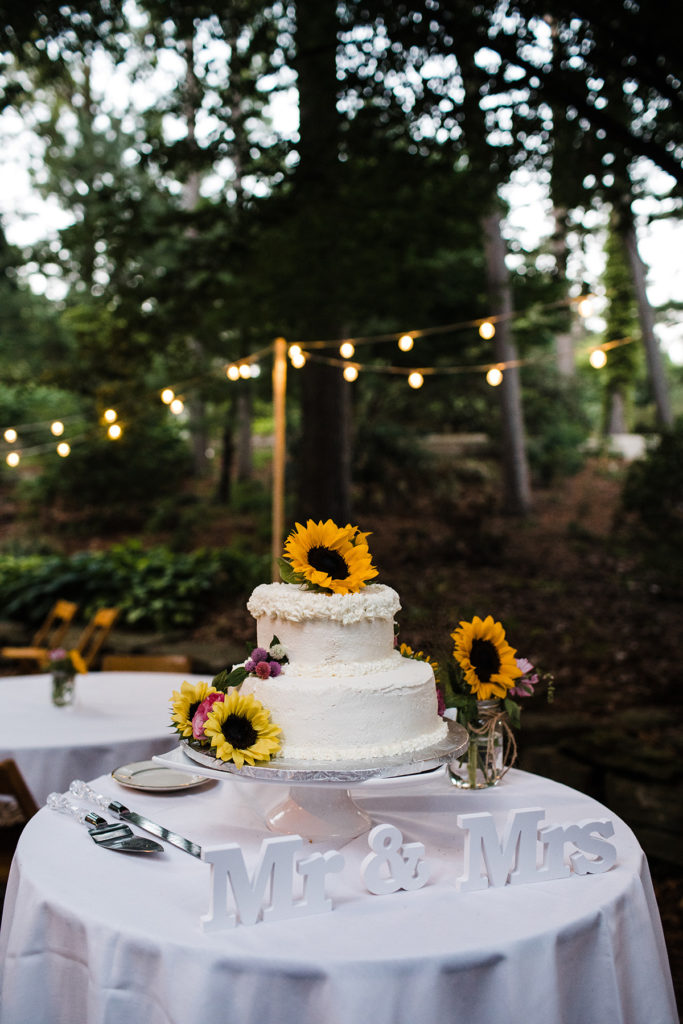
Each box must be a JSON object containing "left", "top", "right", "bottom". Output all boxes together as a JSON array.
[
  {"left": 101, "top": 653, "right": 192, "bottom": 673},
  {"left": 1, "top": 599, "right": 79, "bottom": 667},
  {"left": 0, "top": 759, "right": 39, "bottom": 884},
  {"left": 75, "top": 608, "right": 120, "bottom": 670}
]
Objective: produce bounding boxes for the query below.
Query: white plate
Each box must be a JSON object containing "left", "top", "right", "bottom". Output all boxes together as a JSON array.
[{"left": 112, "top": 760, "right": 209, "bottom": 792}]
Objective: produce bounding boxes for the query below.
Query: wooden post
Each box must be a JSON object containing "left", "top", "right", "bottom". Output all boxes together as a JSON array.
[{"left": 272, "top": 337, "right": 287, "bottom": 580}]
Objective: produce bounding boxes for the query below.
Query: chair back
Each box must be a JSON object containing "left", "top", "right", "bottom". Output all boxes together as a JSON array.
[
  {"left": 101, "top": 654, "right": 192, "bottom": 673},
  {"left": 0, "top": 759, "right": 38, "bottom": 883},
  {"left": 32, "top": 599, "right": 79, "bottom": 650},
  {"left": 75, "top": 608, "right": 120, "bottom": 670}
]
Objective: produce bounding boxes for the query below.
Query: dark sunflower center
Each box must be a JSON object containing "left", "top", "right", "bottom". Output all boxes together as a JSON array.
[
  {"left": 307, "top": 545, "right": 350, "bottom": 579},
  {"left": 222, "top": 713, "right": 258, "bottom": 749},
  {"left": 188, "top": 701, "right": 201, "bottom": 722},
  {"left": 469, "top": 638, "right": 501, "bottom": 682}
]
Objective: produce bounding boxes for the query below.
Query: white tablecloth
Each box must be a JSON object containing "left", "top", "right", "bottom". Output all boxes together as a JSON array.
[
  {"left": 0, "top": 672, "right": 205, "bottom": 803},
  {"left": 0, "top": 765, "right": 677, "bottom": 1024}
]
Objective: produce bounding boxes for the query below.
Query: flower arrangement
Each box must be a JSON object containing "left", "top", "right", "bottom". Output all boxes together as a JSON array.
[
  {"left": 401, "top": 615, "right": 554, "bottom": 787},
  {"left": 42, "top": 648, "right": 87, "bottom": 677},
  {"left": 169, "top": 636, "right": 287, "bottom": 767},
  {"left": 278, "top": 518, "right": 378, "bottom": 595}
]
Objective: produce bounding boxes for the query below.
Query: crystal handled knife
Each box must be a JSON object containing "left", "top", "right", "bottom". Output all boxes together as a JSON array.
[
  {"left": 70, "top": 780, "right": 202, "bottom": 858},
  {"left": 47, "top": 793, "right": 164, "bottom": 854}
]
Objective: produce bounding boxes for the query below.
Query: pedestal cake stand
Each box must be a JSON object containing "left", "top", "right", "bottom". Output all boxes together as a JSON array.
[{"left": 153, "top": 721, "right": 468, "bottom": 842}]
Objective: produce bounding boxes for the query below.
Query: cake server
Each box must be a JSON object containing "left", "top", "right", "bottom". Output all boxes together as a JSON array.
[
  {"left": 47, "top": 793, "right": 164, "bottom": 853},
  {"left": 69, "top": 780, "right": 201, "bottom": 858}
]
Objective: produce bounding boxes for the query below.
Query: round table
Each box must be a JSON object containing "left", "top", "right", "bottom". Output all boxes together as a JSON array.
[
  {"left": 0, "top": 766, "right": 677, "bottom": 1024},
  {"left": 0, "top": 671, "right": 205, "bottom": 804}
]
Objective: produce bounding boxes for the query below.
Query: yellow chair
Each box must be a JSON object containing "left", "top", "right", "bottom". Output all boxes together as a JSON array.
[
  {"left": 75, "top": 608, "right": 120, "bottom": 670},
  {"left": 0, "top": 759, "right": 38, "bottom": 884},
  {"left": 101, "top": 653, "right": 192, "bottom": 673},
  {"left": 1, "top": 599, "right": 79, "bottom": 668}
]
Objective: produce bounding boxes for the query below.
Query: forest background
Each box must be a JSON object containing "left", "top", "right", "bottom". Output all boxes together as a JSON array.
[{"left": 0, "top": 0, "right": 682, "bottom": 1007}]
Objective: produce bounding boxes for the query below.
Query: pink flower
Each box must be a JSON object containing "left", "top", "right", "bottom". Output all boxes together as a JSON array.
[
  {"left": 509, "top": 658, "right": 538, "bottom": 697},
  {"left": 254, "top": 661, "right": 271, "bottom": 679},
  {"left": 192, "top": 692, "right": 225, "bottom": 740},
  {"left": 49, "top": 648, "right": 67, "bottom": 662},
  {"left": 436, "top": 686, "right": 446, "bottom": 717}
]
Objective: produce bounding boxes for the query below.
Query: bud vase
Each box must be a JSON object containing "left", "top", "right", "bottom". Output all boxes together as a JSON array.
[
  {"left": 51, "top": 670, "right": 76, "bottom": 707},
  {"left": 449, "top": 699, "right": 506, "bottom": 789}
]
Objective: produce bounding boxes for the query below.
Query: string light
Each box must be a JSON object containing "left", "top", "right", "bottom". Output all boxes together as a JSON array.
[
  {"left": 107, "top": 423, "right": 123, "bottom": 440},
  {"left": 249, "top": 364, "right": 261, "bottom": 378},
  {"left": 288, "top": 344, "right": 303, "bottom": 360},
  {"left": 226, "top": 364, "right": 240, "bottom": 381},
  {"left": 577, "top": 297, "right": 594, "bottom": 318},
  {"left": 343, "top": 365, "right": 359, "bottom": 382},
  {"left": 50, "top": 420, "right": 64, "bottom": 436},
  {"left": 56, "top": 442, "right": 71, "bottom": 457},
  {"left": 479, "top": 321, "right": 496, "bottom": 340},
  {"left": 590, "top": 349, "right": 607, "bottom": 369},
  {"left": 103, "top": 408, "right": 118, "bottom": 424},
  {"left": 3, "top": 428, "right": 17, "bottom": 443},
  {"left": 170, "top": 398, "right": 184, "bottom": 415},
  {"left": 398, "top": 334, "right": 414, "bottom": 352},
  {"left": 290, "top": 349, "right": 307, "bottom": 369},
  {"left": 339, "top": 341, "right": 355, "bottom": 359},
  {"left": 486, "top": 367, "right": 504, "bottom": 387},
  {"left": 239, "top": 364, "right": 252, "bottom": 379},
  {"left": 6, "top": 451, "right": 20, "bottom": 467},
  {"left": 161, "top": 388, "right": 175, "bottom": 404},
  {"left": 408, "top": 372, "right": 424, "bottom": 389}
]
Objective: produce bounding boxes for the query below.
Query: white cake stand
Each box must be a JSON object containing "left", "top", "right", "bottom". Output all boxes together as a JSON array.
[{"left": 153, "top": 722, "right": 468, "bottom": 842}]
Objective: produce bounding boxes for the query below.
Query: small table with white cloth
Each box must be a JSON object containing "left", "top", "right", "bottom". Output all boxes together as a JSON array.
[
  {"left": 0, "top": 671, "right": 205, "bottom": 804},
  {"left": 0, "top": 763, "right": 677, "bottom": 1024}
]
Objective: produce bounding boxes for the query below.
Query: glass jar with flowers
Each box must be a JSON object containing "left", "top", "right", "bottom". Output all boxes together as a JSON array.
[
  {"left": 43, "top": 648, "right": 87, "bottom": 706},
  {"left": 434, "top": 616, "right": 553, "bottom": 788}
]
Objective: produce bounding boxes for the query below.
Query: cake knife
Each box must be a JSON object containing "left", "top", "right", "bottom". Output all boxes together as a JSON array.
[
  {"left": 47, "top": 793, "right": 164, "bottom": 853},
  {"left": 69, "top": 780, "right": 202, "bottom": 858}
]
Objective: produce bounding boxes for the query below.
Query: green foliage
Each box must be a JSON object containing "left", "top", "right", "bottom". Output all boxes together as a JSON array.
[
  {"left": 621, "top": 422, "right": 683, "bottom": 536},
  {"left": 0, "top": 540, "right": 269, "bottom": 632},
  {"left": 522, "top": 366, "right": 592, "bottom": 485}
]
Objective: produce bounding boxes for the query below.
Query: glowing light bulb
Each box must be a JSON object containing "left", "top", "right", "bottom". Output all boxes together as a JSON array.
[
  {"left": 250, "top": 363, "right": 261, "bottom": 378},
  {"left": 486, "top": 367, "right": 503, "bottom": 387},
  {"left": 3, "top": 428, "right": 17, "bottom": 444},
  {"left": 161, "top": 388, "right": 175, "bottom": 404},
  {"left": 343, "top": 365, "right": 358, "bottom": 382},
  {"left": 239, "top": 364, "right": 251, "bottom": 379},
  {"left": 57, "top": 442, "right": 71, "bottom": 457},
  {"left": 590, "top": 349, "right": 607, "bottom": 369},
  {"left": 6, "top": 451, "right": 20, "bottom": 467},
  {"left": 408, "top": 372, "right": 424, "bottom": 389},
  {"left": 170, "top": 398, "right": 184, "bottom": 415},
  {"left": 107, "top": 423, "right": 122, "bottom": 440},
  {"left": 290, "top": 351, "right": 306, "bottom": 369},
  {"left": 398, "top": 334, "right": 414, "bottom": 352},
  {"left": 479, "top": 321, "right": 496, "bottom": 340},
  {"left": 104, "top": 408, "right": 117, "bottom": 424},
  {"left": 339, "top": 341, "right": 355, "bottom": 359},
  {"left": 578, "top": 297, "right": 594, "bottom": 318},
  {"left": 226, "top": 364, "right": 240, "bottom": 381},
  {"left": 51, "top": 420, "right": 65, "bottom": 436},
  {"left": 288, "top": 344, "right": 302, "bottom": 361}
]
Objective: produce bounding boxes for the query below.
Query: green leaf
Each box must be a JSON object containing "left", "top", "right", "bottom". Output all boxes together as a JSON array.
[
  {"left": 504, "top": 697, "right": 522, "bottom": 730},
  {"left": 212, "top": 665, "right": 248, "bottom": 693}
]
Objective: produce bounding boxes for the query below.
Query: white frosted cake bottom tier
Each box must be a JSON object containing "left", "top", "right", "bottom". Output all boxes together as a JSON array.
[{"left": 240, "top": 657, "right": 448, "bottom": 762}]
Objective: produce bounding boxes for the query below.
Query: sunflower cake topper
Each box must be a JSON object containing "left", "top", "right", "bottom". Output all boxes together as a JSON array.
[{"left": 278, "top": 518, "right": 378, "bottom": 595}]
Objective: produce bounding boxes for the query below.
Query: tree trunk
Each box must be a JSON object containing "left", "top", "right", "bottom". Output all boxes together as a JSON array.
[
  {"left": 293, "top": 0, "right": 351, "bottom": 523},
  {"left": 235, "top": 389, "right": 253, "bottom": 481},
  {"left": 482, "top": 210, "right": 532, "bottom": 516},
  {"left": 622, "top": 218, "right": 673, "bottom": 429}
]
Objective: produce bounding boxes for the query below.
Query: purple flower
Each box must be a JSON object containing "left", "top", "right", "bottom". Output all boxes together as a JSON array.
[
  {"left": 268, "top": 660, "right": 282, "bottom": 677},
  {"left": 250, "top": 647, "right": 269, "bottom": 664},
  {"left": 254, "top": 661, "right": 271, "bottom": 679},
  {"left": 49, "top": 648, "right": 67, "bottom": 662},
  {"left": 509, "top": 657, "right": 539, "bottom": 697},
  {"left": 192, "top": 692, "right": 225, "bottom": 740},
  {"left": 436, "top": 686, "right": 446, "bottom": 717},
  {"left": 244, "top": 659, "right": 256, "bottom": 673}
]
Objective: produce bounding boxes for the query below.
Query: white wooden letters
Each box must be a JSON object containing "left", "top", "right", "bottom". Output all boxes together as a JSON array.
[{"left": 200, "top": 807, "right": 617, "bottom": 929}]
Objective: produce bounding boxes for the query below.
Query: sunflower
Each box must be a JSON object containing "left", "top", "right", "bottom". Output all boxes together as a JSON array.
[
  {"left": 170, "top": 680, "right": 218, "bottom": 738},
  {"left": 399, "top": 642, "right": 439, "bottom": 674},
  {"left": 451, "top": 615, "right": 522, "bottom": 700},
  {"left": 203, "top": 690, "right": 282, "bottom": 768},
  {"left": 282, "top": 519, "right": 378, "bottom": 595}
]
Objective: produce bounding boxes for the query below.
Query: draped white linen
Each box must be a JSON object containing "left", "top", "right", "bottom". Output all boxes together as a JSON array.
[{"left": 0, "top": 766, "right": 677, "bottom": 1024}]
